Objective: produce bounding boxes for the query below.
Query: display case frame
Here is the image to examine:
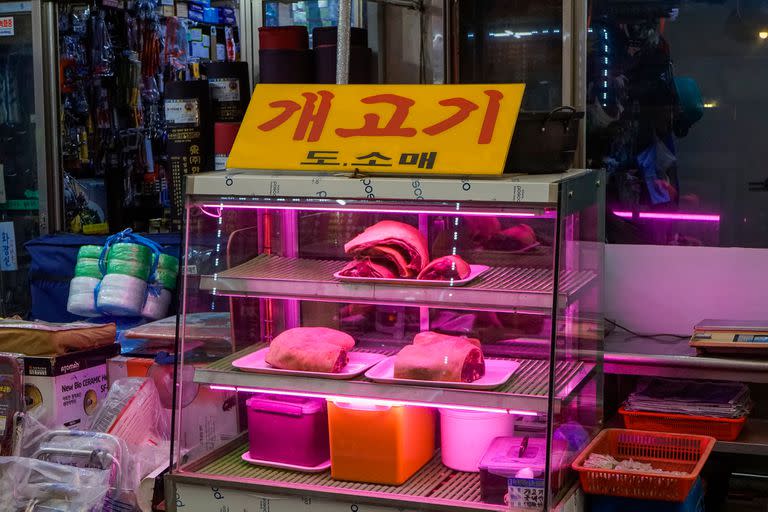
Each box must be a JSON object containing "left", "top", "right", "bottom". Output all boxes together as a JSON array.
[{"left": 166, "top": 168, "right": 604, "bottom": 512}]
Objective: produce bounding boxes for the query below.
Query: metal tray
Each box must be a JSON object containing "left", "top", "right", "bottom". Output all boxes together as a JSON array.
[
  {"left": 334, "top": 264, "right": 490, "bottom": 287},
  {"left": 232, "top": 347, "right": 386, "bottom": 380},
  {"left": 365, "top": 356, "right": 520, "bottom": 390}
]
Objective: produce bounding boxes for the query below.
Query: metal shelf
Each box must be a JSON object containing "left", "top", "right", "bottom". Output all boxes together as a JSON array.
[
  {"left": 604, "top": 333, "right": 768, "bottom": 384},
  {"left": 178, "top": 441, "right": 506, "bottom": 512},
  {"left": 194, "top": 346, "right": 596, "bottom": 414},
  {"left": 715, "top": 419, "right": 768, "bottom": 456},
  {"left": 199, "top": 255, "right": 597, "bottom": 312},
  {"left": 187, "top": 169, "right": 596, "bottom": 204}
]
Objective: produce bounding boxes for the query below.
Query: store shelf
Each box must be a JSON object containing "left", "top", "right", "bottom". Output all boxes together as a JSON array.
[
  {"left": 199, "top": 255, "right": 597, "bottom": 312},
  {"left": 187, "top": 168, "right": 596, "bottom": 204},
  {"left": 714, "top": 419, "right": 768, "bottom": 456},
  {"left": 604, "top": 333, "right": 768, "bottom": 383},
  {"left": 195, "top": 345, "right": 596, "bottom": 413},
  {"left": 177, "top": 441, "right": 506, "bottom": 512}
]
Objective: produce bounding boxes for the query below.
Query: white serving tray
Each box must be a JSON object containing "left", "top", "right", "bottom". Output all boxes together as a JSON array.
[
  {"left": 364, "top": 356, "right": 520, "bottom": 390},
  {"left": 232, "top": 347, "right": 386, "bottom": 380},
  {"left": 241, "top": 452, "right": 331, "bottom": 473},
  {"left": 334, "top": 264, "right": 489, "bottom": 287}
]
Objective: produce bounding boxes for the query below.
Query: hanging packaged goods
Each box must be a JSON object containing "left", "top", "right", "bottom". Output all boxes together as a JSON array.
[{"left": 57, "top": 0, "right": 245, "bottom": 232}]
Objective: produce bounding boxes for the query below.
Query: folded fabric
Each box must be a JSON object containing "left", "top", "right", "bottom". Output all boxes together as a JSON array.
[
  {"left": 343, "top": 221, "right": 429, "bottom": 278},
  {"left": 265, "top": 327, "right": 356, "bottom": 373},
  {"left": 417, "top": 255, "right": 471, "bottom": 281},
  {"left": 394, "top": 331, "right": 485, "bottom": 382},
  {"left": 0, "top": 319, "right": 116, "bottom": 356}
]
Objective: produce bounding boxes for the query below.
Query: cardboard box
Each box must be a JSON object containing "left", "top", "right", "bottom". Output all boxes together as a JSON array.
[{"left": 24, "top": 344, "right": 120, "bottom": 429}]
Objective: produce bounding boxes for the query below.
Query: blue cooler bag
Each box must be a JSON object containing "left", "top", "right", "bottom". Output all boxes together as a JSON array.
[{"left": 25, "top": 233, "right": 181, "bottom": 322}]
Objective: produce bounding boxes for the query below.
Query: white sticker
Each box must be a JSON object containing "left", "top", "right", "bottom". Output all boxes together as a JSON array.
[
  {"left": 210, "top": 78, "right": 240, "bottom": 102},
  {"left": 184, "top": 265, "right": 198, "bottom": 276},
  {"left": 0, "top": 17, "right": 14, "bottom": 37},
  {"left": 0, "top": 164, "right": 6, "bottom": 203},
  {"left": 0, "top": 221, "right": 17, "bottom": 271},
  {"left": 165, "top": 99, "right": 200, "bottom": 126},
  {"left": 215, "top": 154, "right": 228, "bottom": 171}
]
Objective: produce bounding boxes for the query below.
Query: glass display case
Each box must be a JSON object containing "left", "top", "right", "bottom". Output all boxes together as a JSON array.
[{"left": 167, "top": 169, "right": 604, "bottom": 511}]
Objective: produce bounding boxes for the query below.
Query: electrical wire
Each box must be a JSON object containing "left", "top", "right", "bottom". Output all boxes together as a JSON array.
[{"left": 605, "top": 318, "right": 688, "bottom": 342}]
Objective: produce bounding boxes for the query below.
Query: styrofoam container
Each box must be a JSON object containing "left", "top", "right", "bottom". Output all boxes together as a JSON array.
[
  {"left": 246, "top": 394, "right": 329, "bottom": 467},
  {"left": 439, "top": 409, "right": 514, "bottom": 472}
]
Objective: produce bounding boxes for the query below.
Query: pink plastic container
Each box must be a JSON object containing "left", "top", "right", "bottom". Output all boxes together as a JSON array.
[{"left": 246, "top": 394, "right": 330, "bottom": 467}]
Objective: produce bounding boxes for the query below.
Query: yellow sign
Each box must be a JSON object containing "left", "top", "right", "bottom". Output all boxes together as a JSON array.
[{"left": 227, "top": 84, "right": 525, "bottom": 175}]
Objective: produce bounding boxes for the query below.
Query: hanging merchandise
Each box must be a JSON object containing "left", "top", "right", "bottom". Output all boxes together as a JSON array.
[
  {"left": 206, "top": 61, "right": 251, "bottom": 122},
  {"left": 165, "top": 80, "right": 213, "bottom": 219}
]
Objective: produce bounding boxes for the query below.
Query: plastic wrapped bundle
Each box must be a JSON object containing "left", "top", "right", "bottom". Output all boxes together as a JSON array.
[
  {"left": 141, "top": 288, "right": 172, "bottom": 320},
  {"left": 77, "top": 245, "right": 104, "bottom": 260},
  {"left": 74, "top": 258, "right": 102, "bottom": 279},
  {"left": 67, "top": 276, "right": 101, "bottom": 317},
  {"left": 106, "top": 243, "right": 153, "bottom": 281},
  {"left": 97, "top": 273, "right": 148, "bottom": 317}
]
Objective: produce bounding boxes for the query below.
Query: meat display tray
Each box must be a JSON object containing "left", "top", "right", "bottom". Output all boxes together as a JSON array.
[
  {"left": 232, "top": 348, "right": 386, "bottom": 380},
  {"left": 199, "top": 254, "right": 597, "bottom": 311},
  {"left": 333, "top": 264, "right": 489, "bottom": 287},
  {"left": 364, "top": 357, "right": 520, "bottom": 390},
  {"left": 197, "top": 345, "right": 596, "bottom": 413}
]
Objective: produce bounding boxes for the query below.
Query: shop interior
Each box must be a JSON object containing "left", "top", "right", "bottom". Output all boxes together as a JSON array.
[{"left": 0, "top": 0, "right": 766, "bottom": 510}]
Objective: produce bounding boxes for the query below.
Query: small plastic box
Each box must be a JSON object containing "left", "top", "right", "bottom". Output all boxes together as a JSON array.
[
  {"left": 246, "top": 394, "right": 330, "bottom": 467},
  {"left": 479, "top": 436, "right": 566, "bottom": 506},
  {"left": 328, "top": 402, "right": 435, "bottom": 485}
]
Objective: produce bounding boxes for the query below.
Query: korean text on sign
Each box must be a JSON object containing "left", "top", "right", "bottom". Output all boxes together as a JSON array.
[{"left": 227, "top": 84, "right": 525, "bottom": 175}]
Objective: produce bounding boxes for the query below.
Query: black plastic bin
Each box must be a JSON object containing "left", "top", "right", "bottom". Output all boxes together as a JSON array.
[{"left": 505, "top": 106, "right": 584, "bottom": 174}]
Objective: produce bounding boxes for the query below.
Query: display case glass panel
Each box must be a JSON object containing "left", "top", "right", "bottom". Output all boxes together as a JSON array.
[{"left": 170, "top": 171, "right": 604, "bottom": 511}]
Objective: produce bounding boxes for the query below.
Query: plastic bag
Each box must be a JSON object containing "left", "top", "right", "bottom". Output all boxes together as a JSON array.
[{"left": 0, "top": 456, "right": 111, "bottom": 511}]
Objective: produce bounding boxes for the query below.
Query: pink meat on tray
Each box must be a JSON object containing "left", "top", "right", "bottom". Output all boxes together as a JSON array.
[
  {"left": 265, "top": 327, "right": 356, "bottom": 373},
  {"left": 340, "top": 258, "right": 397, "bottom": 278},
  {"left": 417, "top": 255, "right": 471, "bottom": 281},
  {"left": 394, "top": 331, "right": 485, "bottom": 383},
  {"left": 342, "top": 221, "right": 429, "bottom": 278}
]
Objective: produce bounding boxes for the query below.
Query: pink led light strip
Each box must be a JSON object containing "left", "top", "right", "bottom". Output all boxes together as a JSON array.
[
  {"left": 210, "top": 385, "right": 539, "bottom": 416},
  {"left": 202, "top": 203, "right": 543, "bottom": 218},
  {"left": 613, "top": 210, "right": 720, "bottom": 223}
]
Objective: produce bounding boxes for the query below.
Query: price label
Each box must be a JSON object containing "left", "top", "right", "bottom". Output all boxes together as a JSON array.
[{"left": 507, "top": 478, "right": 545, "bottom": 511}]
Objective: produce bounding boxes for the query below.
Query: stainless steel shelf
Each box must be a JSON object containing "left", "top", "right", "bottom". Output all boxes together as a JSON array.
[
  {"left": 715, "top": 419, "right": 768, "bottom": 456},
  {"left": 187, "top": 169, "right": 597, "bottom": 204},
  {"left": 177, "top": 442, "right": 506, "bottom": 512},
  {"left": 199, "top": 255, "right": 597, "bottom": 312},
  {"left": 604, "top": 333, "right": 768, "bottom": 384},
  {"left": 195, "top": 346, "right": 596, "bottom": 414}
]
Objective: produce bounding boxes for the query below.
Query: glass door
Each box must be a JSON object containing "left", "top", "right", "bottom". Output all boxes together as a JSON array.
[
  {"left": 0, "top": 1, "right": 50, "bottom": 316},
  {"left": 451, "top": 0, "right": 569, "bottom": 110}
]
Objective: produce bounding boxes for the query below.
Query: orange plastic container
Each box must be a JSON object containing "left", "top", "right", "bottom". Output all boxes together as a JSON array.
[
  {"left": 619, "top": 407, "right": 747, "bottom": 441},
  {"left": 572, "top": 429, "right": 715, "bottom": 502},
  {"left": 328, "top": 401, "right": 435, "bottom": 485}
]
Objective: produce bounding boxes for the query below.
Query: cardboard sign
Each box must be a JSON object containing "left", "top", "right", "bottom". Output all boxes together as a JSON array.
[{"left": 227, "top": 84, "right": 525, "bottom": 175}]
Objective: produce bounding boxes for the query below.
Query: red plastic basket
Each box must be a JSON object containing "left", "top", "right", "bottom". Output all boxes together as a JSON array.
[
  {"left": 620, "top": 407, "right": 747, "bottom": 441},
  {"left": 572, "top": 429, "right": 716, "bottom": 502}
]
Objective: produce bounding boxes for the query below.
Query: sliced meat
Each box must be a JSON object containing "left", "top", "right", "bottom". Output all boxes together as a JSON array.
[
  {"left": 417, "top": 255, "right": 471, "bottom": 281},
  {"left": 339, "top": 258, "right": 398, "bottom": 278},
  {"left": 265, "top": 327, "right": 356, "bottom": 373},
  {"left": 395, "top": 331, "right": 485, "bottom": 383},
  {"left": 344, "top": 221, "right": 429, "bottom": 277}
]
